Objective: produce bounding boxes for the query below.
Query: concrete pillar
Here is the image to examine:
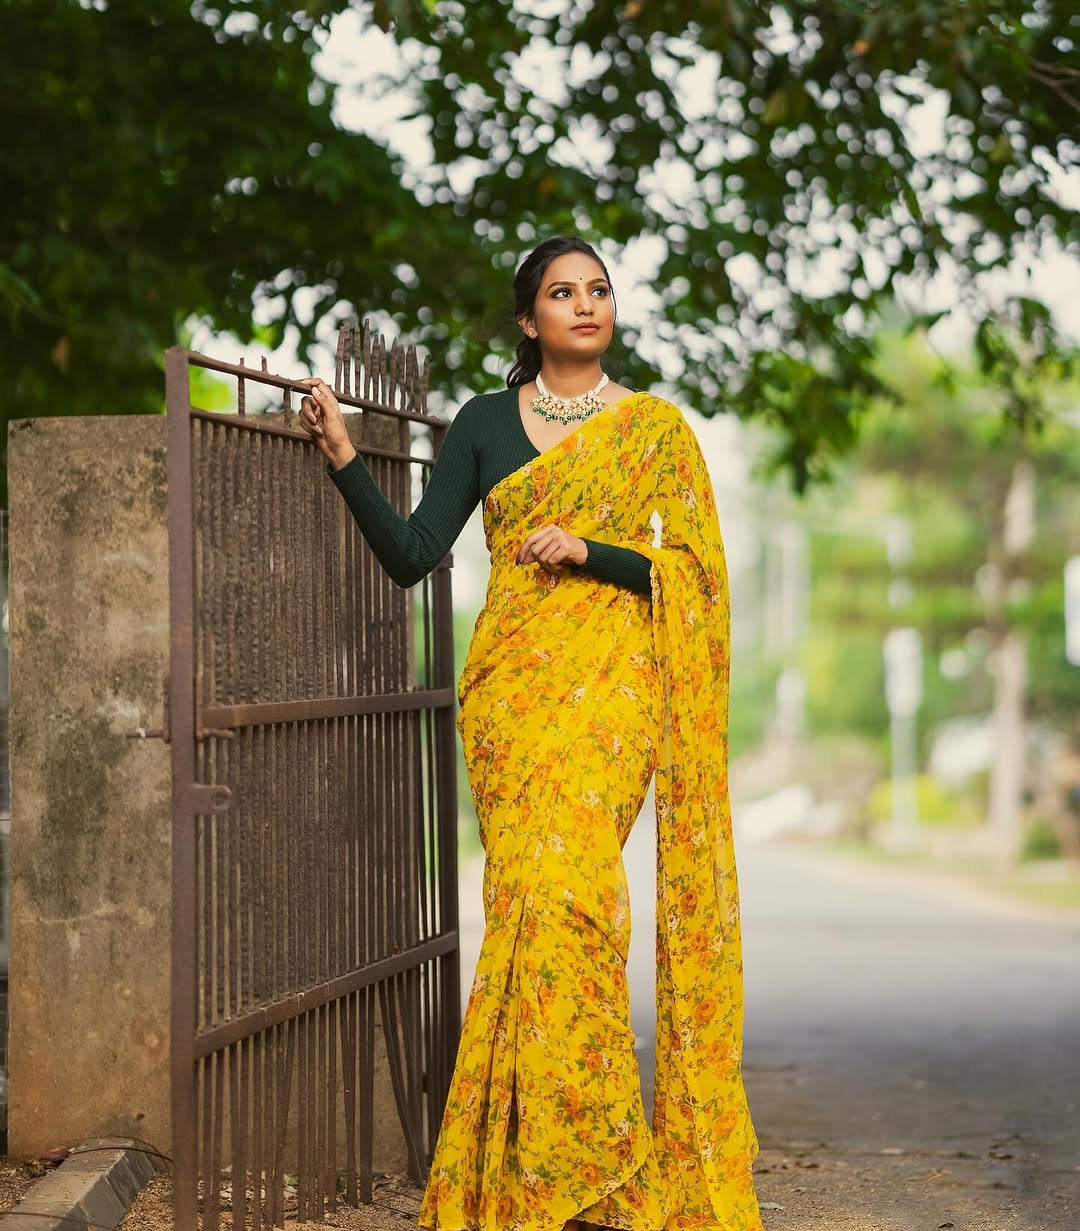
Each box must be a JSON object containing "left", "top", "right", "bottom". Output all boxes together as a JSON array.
[{"left": 8, "top": 416, "right": 172, "bottom": 1154}]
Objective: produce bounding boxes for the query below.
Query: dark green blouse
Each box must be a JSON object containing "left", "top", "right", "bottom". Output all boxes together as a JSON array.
[{"left": 326, "top": 386, "right": 652, "bottom": 594}]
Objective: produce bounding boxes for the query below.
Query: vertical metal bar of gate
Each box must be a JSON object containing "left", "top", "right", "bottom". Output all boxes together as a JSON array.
[
  {"left": 167, "top": 346, "right": 200, "bottom": 1230},
  {"left": 431, "top": 438, "right": 462, "bottom": 1108},
  {"left": 166, "top": 334, "right": 460, "bottom": 1230}
]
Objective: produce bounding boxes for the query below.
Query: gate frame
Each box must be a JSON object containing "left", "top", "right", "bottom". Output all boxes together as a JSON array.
[{"left": 165, "top": 335, "right": 461, "bottom": 1227}]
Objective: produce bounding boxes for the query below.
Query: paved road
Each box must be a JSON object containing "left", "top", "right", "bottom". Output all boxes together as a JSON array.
[
  {"left": 736, "top": 840, "right": 1080, "bottom": 1230},
  {"left": 457, "top": 803, "right": 1080, "bottom": 1230}
]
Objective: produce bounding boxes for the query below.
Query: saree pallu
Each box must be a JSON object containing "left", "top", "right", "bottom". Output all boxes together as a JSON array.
[{"left": 418, "top": 394, "right": 762, "bottom": 1231}]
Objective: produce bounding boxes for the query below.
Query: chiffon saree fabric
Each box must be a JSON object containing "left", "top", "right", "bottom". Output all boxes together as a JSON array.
[{"left": 418, "top": 393, "right": 762, "bottom": 1231}]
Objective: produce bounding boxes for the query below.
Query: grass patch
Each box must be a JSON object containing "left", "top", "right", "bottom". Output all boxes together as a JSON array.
[
  {"left": 816, "top": 836, "right": 1080, "bottom": 915},
  {"left": 981, "top": 872, "right": 1080, "bottom": 913}
]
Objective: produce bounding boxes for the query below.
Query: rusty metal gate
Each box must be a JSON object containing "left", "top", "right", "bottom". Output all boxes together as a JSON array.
[{"left": 165, "top": 324, "right": 460, "bottom": 1229}]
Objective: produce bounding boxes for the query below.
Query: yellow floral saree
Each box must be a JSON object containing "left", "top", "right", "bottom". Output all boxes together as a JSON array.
[{"left": 418, "top": 393, "right": 762, "bottom": 1231}]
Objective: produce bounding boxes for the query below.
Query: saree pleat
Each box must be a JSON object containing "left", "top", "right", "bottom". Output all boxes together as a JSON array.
[{"left": 419, "top": 395, "right": 762, "bottom": 1231}]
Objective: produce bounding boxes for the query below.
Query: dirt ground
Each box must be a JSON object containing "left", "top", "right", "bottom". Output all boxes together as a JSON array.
[
  {"left": 0, "top": 1156, "right": 42, "bottom": 1213},
  {"left": 5, "top": 1140, "right": 1065, "bottom": 1231},
  {"left": 73, "top": 1154, "right": 1046, "bottom": 1231},
  {"left": 120, "top": 1173, "right": 426, "bottom": 1231}
]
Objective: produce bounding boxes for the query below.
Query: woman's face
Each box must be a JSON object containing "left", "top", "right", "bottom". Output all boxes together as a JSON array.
[{"left": 521, "top": 251, "right": 615, "bottom": 364}]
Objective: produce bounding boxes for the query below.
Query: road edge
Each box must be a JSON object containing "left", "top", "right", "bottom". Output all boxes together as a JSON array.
[{"left": 0, "top": 1139, "right": 157, "bottom": 1231}]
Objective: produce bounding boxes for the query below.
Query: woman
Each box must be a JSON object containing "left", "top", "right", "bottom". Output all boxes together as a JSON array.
[{"left": 299, "top": 237, "right": 763, "bottom": 1231}]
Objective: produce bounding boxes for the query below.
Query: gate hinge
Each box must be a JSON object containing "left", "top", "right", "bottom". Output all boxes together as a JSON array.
[
  {"left": 190, "top": 784, "right": 233, "bottom": 815},
  {"left": 125, "top": 676, "right": 171, "bottom": 743}
]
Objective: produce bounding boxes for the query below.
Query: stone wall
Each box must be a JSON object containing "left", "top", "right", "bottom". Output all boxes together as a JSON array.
[{"left": 7, "top": 412, "right": 410, "bottom": 1173}]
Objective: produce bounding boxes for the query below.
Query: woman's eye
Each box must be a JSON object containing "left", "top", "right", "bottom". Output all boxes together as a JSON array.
[{"left": 593, "top": 287, "right": 609, "bottom": 297}]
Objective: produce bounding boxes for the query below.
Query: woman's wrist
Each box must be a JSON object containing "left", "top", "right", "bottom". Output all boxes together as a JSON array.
[{"left": 328, "top": 443, "right": 358, "bottom": 471}]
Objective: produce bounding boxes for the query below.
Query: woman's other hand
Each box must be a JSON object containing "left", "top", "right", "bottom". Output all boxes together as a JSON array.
[
  {"left": 516, "top": 525, "right": 588, "bottom": 572},
  {"left": 297, "top": 378, "right": 357, "bottom": 470}
]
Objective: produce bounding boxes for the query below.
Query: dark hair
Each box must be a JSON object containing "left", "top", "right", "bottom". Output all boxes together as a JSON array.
[{"left": 506, "top": 236, "right": 617, "bottom": 387}]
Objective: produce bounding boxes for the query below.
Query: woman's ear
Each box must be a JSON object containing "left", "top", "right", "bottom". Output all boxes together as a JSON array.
[{"left": 519, "top": 316, "right": 537, "bottom": 340}]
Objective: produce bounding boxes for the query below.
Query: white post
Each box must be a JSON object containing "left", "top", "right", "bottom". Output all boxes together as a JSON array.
[
  {"left": 1065, "top": 556, "right": 1080, "bottom": 667},
  {"left": 988, "top": 630, "right": 1028, "bottom": 866},
  {"left": 883, "top": 627, "right": 923, "bottom": 851}
]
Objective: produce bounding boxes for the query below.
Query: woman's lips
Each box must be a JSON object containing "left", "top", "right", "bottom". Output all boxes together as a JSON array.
[{"left": 572, "top": 323, "right": 599, "bottom": 332}]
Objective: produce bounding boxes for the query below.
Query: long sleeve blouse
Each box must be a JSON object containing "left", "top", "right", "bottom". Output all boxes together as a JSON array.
[{"left": 326, "top": 386, "right": 652, "bottom": 595}]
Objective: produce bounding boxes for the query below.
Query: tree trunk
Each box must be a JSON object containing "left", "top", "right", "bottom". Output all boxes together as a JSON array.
[
  {"left": 988, "top": 629, "right": 1027, "bottom": 866},
  {"left": 985, "top": 460, "right": 1034, "bottom": 869}
]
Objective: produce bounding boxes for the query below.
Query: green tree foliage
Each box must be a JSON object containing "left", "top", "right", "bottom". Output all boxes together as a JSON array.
[
  {"left": 3, "top": 2, "right": 423, "bottom": 487},
  {"left": 407, "top": 0, "right": 1076, "bottom": 482},
  {"left": 4, "top": 0, "right": 1077, "bottom": 504}
]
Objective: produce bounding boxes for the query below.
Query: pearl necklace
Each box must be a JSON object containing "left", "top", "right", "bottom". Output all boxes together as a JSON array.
[{"left": 530, "top": 371, "right": 610, "bottom": 424}]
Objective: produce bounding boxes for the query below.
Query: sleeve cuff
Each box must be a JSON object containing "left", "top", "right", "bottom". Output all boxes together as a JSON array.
[
  {"left": 578, "top": 538, "right": 653, "bottom": 595},
  {"left": 326, "top": 452, "right": 363, "bottom": 480}
]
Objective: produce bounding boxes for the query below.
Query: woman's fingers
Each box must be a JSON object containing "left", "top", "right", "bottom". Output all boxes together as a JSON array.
[
  {"left": 517, "top": 527, "right": 554, "bottom": 563},
  {"left": 298, "top": 395, "right": 324, "bottom": 437},
  {"left": 298, "top": 379, "right": 333, "bottom": 409},
  {"left": 296, "top": 379, "right": 355, "bottom": 459},
  {"left": 517, "top": 525, "right": 587, "bottom": 571},
  {"left": 300, "top": 377, "right": 338, "bottom": 413},
  {"left": 519, "top": 525, "right": 573, "bottom": 567}
]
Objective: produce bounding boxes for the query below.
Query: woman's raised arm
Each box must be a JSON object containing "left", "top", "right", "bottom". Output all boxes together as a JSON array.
[{"left": 299, "top": 378, "right": 480, "bottom": 588}]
